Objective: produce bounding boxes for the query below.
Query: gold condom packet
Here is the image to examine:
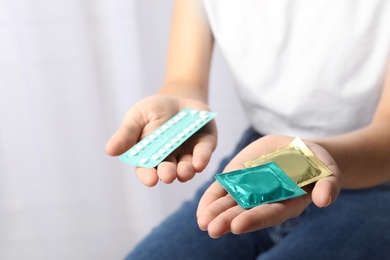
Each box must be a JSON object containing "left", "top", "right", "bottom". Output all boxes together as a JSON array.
[{"left": 244, "top": 137, "right": 332, "bottom": 187}]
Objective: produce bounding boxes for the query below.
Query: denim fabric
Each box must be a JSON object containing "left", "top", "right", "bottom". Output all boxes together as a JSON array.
[{"left": 126, "top": 128, "right": 390, "bottom": 260}]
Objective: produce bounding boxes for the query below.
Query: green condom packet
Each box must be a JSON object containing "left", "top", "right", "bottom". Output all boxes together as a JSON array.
[{"left": 214, "top": 162, "right": 306, "bottom": 209}]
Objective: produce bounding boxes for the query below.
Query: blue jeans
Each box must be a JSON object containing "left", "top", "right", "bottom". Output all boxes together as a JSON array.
[{"left": 126, "top": 128, "right": 390, "bottom": 260}]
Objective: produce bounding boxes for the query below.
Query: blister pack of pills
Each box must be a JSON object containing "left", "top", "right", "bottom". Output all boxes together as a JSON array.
[{"left": 119, "top": 108, "right": 217, "bottom": 168}]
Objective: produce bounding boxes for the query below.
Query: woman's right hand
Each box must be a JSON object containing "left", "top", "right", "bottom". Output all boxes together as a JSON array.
[{"left": 105, "top": 95, "right": 218, "bottom": 187}]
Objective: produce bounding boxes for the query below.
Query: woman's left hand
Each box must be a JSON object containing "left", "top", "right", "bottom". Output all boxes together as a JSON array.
[{"left": 196, "top": 135, "right": 342, "bottom": 238}]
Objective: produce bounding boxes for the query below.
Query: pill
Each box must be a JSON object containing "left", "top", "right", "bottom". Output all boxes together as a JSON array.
[
  {"left": 140, "top": 158, "right": 148, "bottom": 164},
  {"left": 119, "top": 108, "right": 218, "bottom": 168},
  {"left": 129, "top": 150, "right": 138, "bottom": 156}
]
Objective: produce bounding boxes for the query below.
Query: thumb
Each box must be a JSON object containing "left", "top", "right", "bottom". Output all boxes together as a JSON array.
[
  {"left": 105, "top": 108, "right": 145, "bottom": 156},
  {"left": 311, "top": 174, "right": 341, "bottom": 208}
]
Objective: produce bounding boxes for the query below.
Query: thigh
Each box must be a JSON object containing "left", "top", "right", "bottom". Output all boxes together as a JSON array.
[
  {"left": 127, "top": 182, "right": 270, "bottom": 260},
  {"left": 127, "top": 129, "right": 269, "bottom": 260},
  {"left": 259, "top": 184, "right": 390, "bottom": 260}
]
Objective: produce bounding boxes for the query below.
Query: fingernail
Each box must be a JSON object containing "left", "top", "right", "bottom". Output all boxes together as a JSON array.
[{"left": 323, "top": 195, "right": 332, "bottom": 207}]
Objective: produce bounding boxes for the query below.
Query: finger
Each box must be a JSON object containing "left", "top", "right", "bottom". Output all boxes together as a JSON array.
[
  {"left": 177, "top": 153, "right": 196, "bottom": 183},
  {"left": 156, "top": 155, "right": 178, "bottom": 184},
  {"left": 196, "top": 181, "right": 228, "bottom": 218},
  {"left": 231, "top": 194, "right": 312, "bottom": 234},
  {"left": 135, "top": 167, "right": 159, "bottom": 187},
  {"left": 105, "top": 107, "right": 145, "bottom": 156},
  {"left": 206, "top": 205, "right": 245, "bottom": 238},
  {"left": 197, "top": 194, "right": 238, "bottom": 232},
  {"left": 312, "top": 171, "right": 342, "bottom": 207},
  {"left": 192, "top": 139, "right": 215, "bottom": 172},
  {"left": 305, "top": 142, "right": 343, "bottom": 207},
  {"left": 192, "top": 125, "right": 217, "bottom": 172}
]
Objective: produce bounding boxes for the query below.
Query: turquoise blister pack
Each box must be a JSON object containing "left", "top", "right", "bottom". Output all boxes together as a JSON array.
[
  {"left": 119, "top": 108, "right": 217, "bottom": 168},
  {"left": 214, "top": 162, "right": 306, "bottom": 209}
]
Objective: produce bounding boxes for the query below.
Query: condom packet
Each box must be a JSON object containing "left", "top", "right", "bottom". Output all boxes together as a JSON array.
[
  {"left": 214, "top": 162, "right": 306, "bottom": 209},
  {"left": 244, "top": 137, "right": 332, "bottom": 187}
]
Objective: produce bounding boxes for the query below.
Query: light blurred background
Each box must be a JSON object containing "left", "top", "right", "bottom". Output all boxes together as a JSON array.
[{"left": 0, "top": 0, "right": 248, "bottom": 259}]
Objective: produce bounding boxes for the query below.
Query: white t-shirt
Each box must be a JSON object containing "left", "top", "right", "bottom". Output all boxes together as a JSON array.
[{"left": 202, "top": 0, "right": 390, "bottom": 138}]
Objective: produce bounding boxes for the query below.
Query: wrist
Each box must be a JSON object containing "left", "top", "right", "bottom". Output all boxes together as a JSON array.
[{"left": 158, "top": 82, "right": 208, "bottom": 103}]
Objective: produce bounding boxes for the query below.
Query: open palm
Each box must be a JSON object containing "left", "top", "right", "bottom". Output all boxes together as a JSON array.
[
  {"left": 105, "top": 95, "right": 217, "bottom": 186},
  {"left": 196, "top": 135, "right": 342, "bottom": 238}
]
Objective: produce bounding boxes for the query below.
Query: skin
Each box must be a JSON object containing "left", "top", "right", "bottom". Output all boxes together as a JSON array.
[
  {"left": 196, "top": 135, "right": 341, "bottom": 238},
  {"left": 106, "top": 0, "right": 390, "bottom": 238},
  {"left": 105, "top": 0, "right": 215, "bottom": 187}
]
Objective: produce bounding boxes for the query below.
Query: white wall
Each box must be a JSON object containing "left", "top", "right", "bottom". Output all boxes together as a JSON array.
[{"left": 0, "top": 0, "right": 248, "bottom": 259}]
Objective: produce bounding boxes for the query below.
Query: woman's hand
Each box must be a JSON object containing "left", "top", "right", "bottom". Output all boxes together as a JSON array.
[
  {"left": 196, "top": 135, "right": 342, "bottom": 238},
  {"left": 105, "top": 95, "right": 217, "bottom": 187}
]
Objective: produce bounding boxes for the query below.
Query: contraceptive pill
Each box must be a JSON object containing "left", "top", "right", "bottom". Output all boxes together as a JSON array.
[{"left": 119, "top": 108, "right": 217, "bottom": 168}]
